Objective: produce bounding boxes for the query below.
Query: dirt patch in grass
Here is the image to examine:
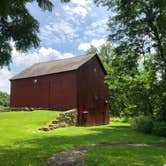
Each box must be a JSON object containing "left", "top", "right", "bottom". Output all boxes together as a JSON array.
[{"left": 48, "top": 143, "right": 166, "bottom": 166}]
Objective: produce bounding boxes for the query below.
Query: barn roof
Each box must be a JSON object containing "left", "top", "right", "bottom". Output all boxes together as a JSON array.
[{"left": 11, "top": 54, "right": 105, "bottom": 80}]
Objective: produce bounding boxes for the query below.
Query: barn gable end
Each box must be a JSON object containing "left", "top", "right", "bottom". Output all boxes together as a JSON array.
[{"left": 76, "top": 55, "right": 109, "bottom": 126}]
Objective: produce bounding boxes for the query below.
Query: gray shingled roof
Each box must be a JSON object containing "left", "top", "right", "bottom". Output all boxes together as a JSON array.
[{"left": 11, "top": 54, "right": 96, "bottom": 80}]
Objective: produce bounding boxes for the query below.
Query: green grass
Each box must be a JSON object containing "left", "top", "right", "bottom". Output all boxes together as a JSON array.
[
  {"left": 85, "top": 147, "right": 166, "bottom": 166},
  {"left": 0, "top": 111, "right": 166, "bottom": 166}
]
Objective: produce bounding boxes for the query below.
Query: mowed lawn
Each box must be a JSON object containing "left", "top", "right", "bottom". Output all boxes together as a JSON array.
[
  {"left": 0, "top": 111, "right": 166, "bottom": 166},
  {"left": 85, "top": 147, "right": 166, "bottom": 166}
]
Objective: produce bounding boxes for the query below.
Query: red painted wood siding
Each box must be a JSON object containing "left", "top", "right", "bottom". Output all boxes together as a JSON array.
[
  {"left": 10, "top": 71, "right": 77, "bottom": 110},
  {"left": 77, "top": 56, "right": 110, "bottom": 126}
]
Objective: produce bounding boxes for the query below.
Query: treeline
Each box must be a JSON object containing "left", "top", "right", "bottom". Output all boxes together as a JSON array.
[
  {"left": 86, "top": 43, "right": 166, "bottom": 136},
  {"left": 0, "top": 91, "right": 10, "bottom": 107},
  {"left": 86, "top": 44, "right": 156, "bottom": 118},
  {"left": 86, "top": 0, "right": 166, "bottom": 136}
]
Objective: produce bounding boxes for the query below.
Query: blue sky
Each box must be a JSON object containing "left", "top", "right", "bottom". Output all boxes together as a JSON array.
[{"left": 0, "top": 0, "right": 110, "bottom": 93}]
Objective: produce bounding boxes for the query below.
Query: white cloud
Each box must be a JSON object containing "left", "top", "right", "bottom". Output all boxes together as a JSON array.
[
  {"left": 42, "top": 3, "right": 91, "bottom": 42},
  {"left": 63, "top": 5, "right": 89, "bottom": 18},
  {"left": 78, "top": 39, "right": 106, "bottom": 51},
  {"left": 0, "top": 68, "right": 13, "bottom": 94},
  {"left": 36, "top": 0, "right": 109, "bottom": 49},
  {"left": 12, "top": 46, "right": 75, "bottom": 67},
  {"left": 91, "top": 18, "right": 108, "bottom": 28},
  {"left": 78, "top": 43, "right": 90, "bottom": 51},
  {"left": 40, "top": 19, "right": 79, "bottom": 45},
  {"left": 83, "top": 18, "right": 108, "bottom": 38},
  {"left": 91, "top": 39, "right": 107, "bottom": 47},
  {"left": 71, "top": 0, "right": 92, "bottom": 6},
  {"left": 71, "top": 6, "right": 88, "bottom": 17}
]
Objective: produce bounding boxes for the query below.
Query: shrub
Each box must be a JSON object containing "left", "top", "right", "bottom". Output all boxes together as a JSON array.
[
  {"left": 0, "top": 91, "right": 10, "bottom": 107},
  {"left": 153, "top": 121, "right": 166, "bottom": 137},
  {"left": 131, "top": 116, "right": 153, "bottom": 134},
  {"left": 111, "top": 117, "right": 123, "bottom": 122},
  {"left": 122, "top": 116, "right": 132, "bottom": 123}
]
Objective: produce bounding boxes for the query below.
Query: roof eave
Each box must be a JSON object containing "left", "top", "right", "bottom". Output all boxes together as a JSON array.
[{"left": 10, "top": 69, "right": 77, "bottom": 81}]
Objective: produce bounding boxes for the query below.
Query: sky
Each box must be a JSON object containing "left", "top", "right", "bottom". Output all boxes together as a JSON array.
[{"left": 0, "top": 0, "right": 110, "bottom": 94}]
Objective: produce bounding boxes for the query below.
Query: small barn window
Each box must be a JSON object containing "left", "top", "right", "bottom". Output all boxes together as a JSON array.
[
  {"left": 34, "top": 79, "right": 38, "bottom": 84},
  {"left": 94, "top": 68, "right": 97, "bottom": 72}
]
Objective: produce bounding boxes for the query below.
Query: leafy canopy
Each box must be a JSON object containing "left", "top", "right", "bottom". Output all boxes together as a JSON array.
[
  {"left": 94, "top": 0, "right": 166, "bottom": 121},
  {"left": 95, "top": 0, "right": 166, "bottom": 68},
  {"left": 0, "top": 0, "right": 69, "bottom": 67},
  {"left": 86, "top": 43, "right": 164, "bottom": 120}
]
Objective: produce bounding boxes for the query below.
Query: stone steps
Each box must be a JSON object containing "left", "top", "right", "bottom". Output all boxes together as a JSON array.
[
  {"left": 39, "top": 109, "right": 77, "bottom": 131},
  {"left": 52, "top": 120, "right": 59, "bottom": 124}
]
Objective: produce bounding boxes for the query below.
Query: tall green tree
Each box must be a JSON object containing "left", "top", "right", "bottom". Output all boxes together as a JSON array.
[
  {"left": 95, "top": 0, "right": 166, "bottom": 121},
  {"left": 86, "top": 44, "right": 158, "bottom": 118},
  {"left": 95, "top": 0, "right": 166, "bottom": 66},
  {"left": 0, "top": 0, "right": 70, "bottom": 67}
]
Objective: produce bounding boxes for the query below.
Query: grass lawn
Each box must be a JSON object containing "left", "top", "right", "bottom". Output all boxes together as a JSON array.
[
  {"left": 85, "top": 147, "right": 166, "bottom": 166},
  {"left": 0, "top": 111, "right": 166, "bottom": 166}
]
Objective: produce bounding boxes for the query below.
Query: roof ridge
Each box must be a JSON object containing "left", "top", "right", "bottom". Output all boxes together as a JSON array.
[{"left": 34, "top": 54, "right": 95, "bottom": 66}]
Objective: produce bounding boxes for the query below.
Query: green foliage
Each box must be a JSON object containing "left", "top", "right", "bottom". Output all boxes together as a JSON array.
[
  {"left": 0, "top": 91, "right": 10, "bottom": 107},
  {"left": 153, "top": 121, "right": 166, "bottom": 137},
  {"left": 111, "top": 116, "right": 132, "bottom": 123},
  {"left": 86, "top": 44, "right": 158, "bottom": 118},
  {"left": 94, "top": 0, "right": 166, "bottom": 122},
  {"left": 131, "top": 116, "right": 153, "bottom": 134},
  {"left": 96, "top": 0, "right": 166, "bottom": 65},
  {"left": 85, "top": 147, "right": 166, "bottom": 166},
  {"left": 131, "top": 116, "right": 166, "bottom": 137},
  {"left": 156, "top": 72, "right": 166, "bottom": 121},
  {"left": 0, "top": 0, "right": 69, "bottom": 67},
  {"left": 0, "top": 0, "right": 53, "bottom": 67},
  {"left": 86, "top": 45, "right": 98, "bottom": 55}
]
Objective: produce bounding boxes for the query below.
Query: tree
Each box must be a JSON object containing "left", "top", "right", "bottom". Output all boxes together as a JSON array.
[
  {"left": 0, "top": 0, "right": 70, "bottom": 67},
  {"left": 0, "top": 91, "right": 10, "bottom": 107},
  {"left": 95, "top": 0, "right": 166, "bottom": 66},
  {"left": 86, "top": 43, "right": 159, "bottom": 118},
  {"left": 95, "top": 0, "right": 166, "bottom": 121}
]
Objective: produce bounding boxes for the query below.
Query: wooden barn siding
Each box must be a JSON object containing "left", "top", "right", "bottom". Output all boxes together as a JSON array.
[
  {"left": 77, "top": 56, "right": 110, "bottom": 126},
  {"left": 10, "top": 71, "right": 77, "bottom": 110}
]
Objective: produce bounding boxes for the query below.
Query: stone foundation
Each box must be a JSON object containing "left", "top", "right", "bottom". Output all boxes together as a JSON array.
[{"left": 39, "top": 108, "right": 78, "bottom": 131}]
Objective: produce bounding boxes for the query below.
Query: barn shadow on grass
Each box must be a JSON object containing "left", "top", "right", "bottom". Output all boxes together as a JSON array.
[{"left": 0, "top": 125, "right": 166, "bottom": 166}]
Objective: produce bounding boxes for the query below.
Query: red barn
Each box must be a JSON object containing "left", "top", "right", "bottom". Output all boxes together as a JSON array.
[{"left": 10, "top": 54, "right": 110, "bottom": 126}]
